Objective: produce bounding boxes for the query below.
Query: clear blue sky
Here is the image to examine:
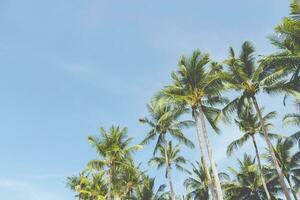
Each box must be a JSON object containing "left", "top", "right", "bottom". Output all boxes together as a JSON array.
[{"left": 0, "top": 0, "right": 297, "bottom": 199}]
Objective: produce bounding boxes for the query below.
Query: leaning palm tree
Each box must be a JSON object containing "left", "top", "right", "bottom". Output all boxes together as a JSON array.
[
  {"left": 265, "top": 138, "right": 300, "bottom": 200},
  {"left": 140, "top": 98, "right": 194, "bottom": 200},
  {"left": 149, "top": 141, "right": 189, "bottom": 200},
  {"left": 223, "top": 154, "right": 281, "bottom": 200},
  {"left": 135, "top": 176, "right": 168, "bottom": 200},
  {"left": 87, "top": 126, "right": 142, "bottom": 200},
  {"left": 226, "top": 104, "right": 280, "bottom": 200},
  {"left": 220, "top": 41, "right": 299, "bottom": 200},
  {"left": 163, "top": 50, "right": 227, "bottom": 200},
  {"left": 184, "top": 160, "right": 210, "bottom": 200}
]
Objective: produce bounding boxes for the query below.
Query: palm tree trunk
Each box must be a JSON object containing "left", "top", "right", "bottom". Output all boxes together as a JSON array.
[
  {"left": 107, "top": 166, "right": 113, "bottom": 200},
  {"left": 198, "top": 106, "right": 224, "bottom": 200},
  {"left": 286, "top": 175, "right": 298, "bottom": 200},
  {"left": 251, "top": 135, "right": 271, "bottom": 200},
  {"left": 192, "top": 109, "right": 217, "bottom": 200},
  {"left": 163, "top": 136, "right": 176, "bottom": 200},
  {"left": 251, "top": 95, "right": 291, "bottom": 200}
]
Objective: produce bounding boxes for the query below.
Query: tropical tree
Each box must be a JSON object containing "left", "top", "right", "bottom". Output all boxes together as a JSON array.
[
  {"left": 140, "top": 97, "right": 194, "bottom": 200},
  {"left": 87, "top": 126, "right": 142, "bottom": 200},
  {"left": 135, "top": 176, "right": 168, "bottom": 200},
  {"left": 264, "top": 0, "right": 300, "bottom": 101},
  {"left": 264, "top": 138, "right": 300, "bottom": 200},
  {"left": 220, "top": 41, "right": 299, "bottom": 199},
  {"left": 223, "top": 154, "right": 281, "bottom": 200},
  {"left": 67, "top": 170, "right": 106, "bottom": 200},
  {"left": 163, "top": 50, "right": 227, "bottom": 200},
  {"left": 149, "top": 141, "right": 189, "bottom": 200},
  {"left": 226, "top": 104, "right": 280, "bottom": 199},
  {"left": 117, "top": 159, "right": 143, "bottom": 199},
  {"left": 184, "top": 160, "right": 210, "bottom": 200}
]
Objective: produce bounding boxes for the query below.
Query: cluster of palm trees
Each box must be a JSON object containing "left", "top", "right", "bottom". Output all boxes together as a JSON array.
[{"left": 67, "top": 1, "right": 300, "bottom": 199}]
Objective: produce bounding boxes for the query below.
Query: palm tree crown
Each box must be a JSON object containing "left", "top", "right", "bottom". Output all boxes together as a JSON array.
[
  {"left": 140, "top": 98, "right": 194, "bottom": 154},
  {"left": 223, "top": 154, "right": 280, "bottom": 200},
  {"left": 149, "top": 141, "right": 189, "bottom": 176},
  {"left": 87, "top": 126, "right": 142, "bottom": 200},
  {"left": 184, "top": 160, "right": 210, "bottom": 200},
  {"left": 227, "top": 105, "right": 278, "bottom": 156}
]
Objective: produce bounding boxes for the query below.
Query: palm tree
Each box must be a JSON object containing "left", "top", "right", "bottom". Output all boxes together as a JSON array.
[
  {"left": 265, "top": 138, "right": 300, "bottom": 200},
  {"left": 67, "top": 170, "right": 106, "bottom": 200},
  {"left": 135, "top": 176, "right": 168, "bottom": 200},
  {"left": 163, "top": 50, "right": 227, "bottom": 200},
  {"left": 117, "top": 159, "right": 143, "bottom": 199},
  {"left": 223, "top": 154, "right": 281, "bottom": 200},
  {"left": 264, "top": 0, "right": 300, "bottom": 101},
  {"left": 87, "top": 126, "right": 142, "bottom": 200},
  {"left": 184, "top": 160, "right": 210, "bottom": 200},
  {"left": 149, "top": 141, "right": 189, "bottom": 200},
  {"left": 140, "top": 98, "right": 194, "bottom": 200},
  {"left": 220, "top": 41, "right": 299, "bottom": 199},
  {"left": 226, "top": 104, "right": 280, "bottom": 200}
]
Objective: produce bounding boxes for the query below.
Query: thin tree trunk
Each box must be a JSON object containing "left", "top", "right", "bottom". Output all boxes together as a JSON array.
[
  {"left": 286, "top": 175, "right": 298, "bottom": 200},
  {"left": 251, "top": 95, "right": 291, "bottom": 200},
  {"left": 129, "top": 189, "right": 132, "bottom": 200},
  {"left": 107, "top": 165, "right": 113, "bottom": 200},
  {"left": 163, "top": 136, "right": 176, "bottom": 200},
  {"left": 192, "top": 109, "right": 217, "bottom": 200},
  {"left": 251, "top": 135, "right": 271, "bottom": 200},
  {"left": 198, "top": 107, "right": 224, "bottom": 200},
  {"left": 107, "top": 166, "right": 112, "bottom": 200}
]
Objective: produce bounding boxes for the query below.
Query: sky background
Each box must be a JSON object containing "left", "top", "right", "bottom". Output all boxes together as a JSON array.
[{"left": 0, "top": 0, "right": 298, "bottom": 199}]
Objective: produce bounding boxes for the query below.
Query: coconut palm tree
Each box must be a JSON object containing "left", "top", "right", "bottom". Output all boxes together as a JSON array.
[
  {"left": 67, "top": 170, "right": 106, "bottom": 200},
  {"left": 140, "top": 98, "right": 194, "bottom": 200},
  {"left": 226, "top": 104, "right": 280, "bottom": 200},
  {"left": 87, "top": 126, "right": 142, "bottom": 200},
  {"left": 184, "top": 160, "right": 210, "bottom": 200},
  {"left": 117, "top": 159, "right": 143, "bottom": 199},
  {"left": 220, "top": 41, "right": 300, "bottom": 200},
  {"left": 163, "top": 50, "right": 227, "bottom": 200},
  {"left": 264, "top": 0, "right": 300, "bottom": 101},
  {"left": 149, "top": 141, "right": 189, "bottom": 200},
  {"left": 135, "top": 176, "right": 168, "bottom": 200},
  {"left": 223, "top": 154, "right": 281, "bottom": 200},
  {"left": 265, "top": 138, "right": 300, "bottom": 200}
]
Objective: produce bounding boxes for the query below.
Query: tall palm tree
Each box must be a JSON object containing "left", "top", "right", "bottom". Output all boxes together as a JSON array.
[
  {"left": 87, "top": 126, "right": 142, "bottom": 200},
  {"left": 226, "top": 104, "right": 280, "bottom": 200},
  {"left": 163, "top": 50, "right": 227, "bottom": 200},
  {"left": 135, "top": 176, "right": 168, "bottom": 200},
  {"left": 140, "top": 98, "right": 194, "bottom": 200},
  {"left": 149, "top": 141, "right": 189, "bottom": 200},
  {"left": 223, "top": 154, "right": 281, "bottom": 200},
  {"left": 220, "top": 41, "right": 299, "bottom": 199},
  {"left": 184, "top": 160, "right": 210, "bottom": 200},
  {"left": 265, "top": 138, "right": 300, "bottom": 200}
]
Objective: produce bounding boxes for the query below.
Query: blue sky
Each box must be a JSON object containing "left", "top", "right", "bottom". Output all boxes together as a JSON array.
[{"left": 0, "top": 0, "right": 297, "bottom": 199}]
